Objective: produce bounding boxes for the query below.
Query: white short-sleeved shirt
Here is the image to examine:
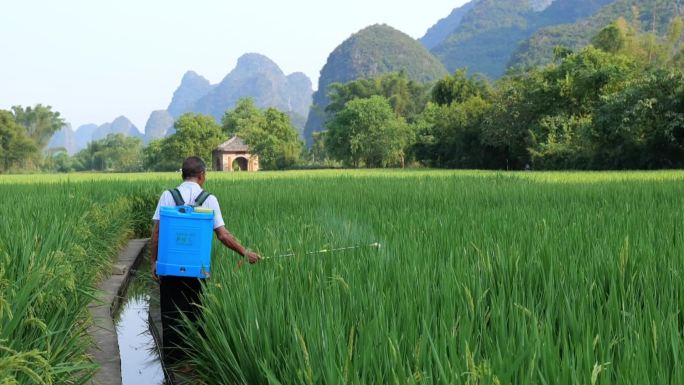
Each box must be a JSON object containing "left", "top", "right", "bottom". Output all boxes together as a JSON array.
[{"left": 152, "top": 181, "right": 226, "bottom": 230}]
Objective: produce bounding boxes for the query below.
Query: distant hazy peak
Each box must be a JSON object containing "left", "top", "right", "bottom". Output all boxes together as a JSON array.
[
  {"left": 287, "top": 72, "right": 313, "bottom": 87},
  {"left": 237, "top": 52, "right": 276, "bottom": 65},
  {"left": 168, "top": 52, "right": 313, "bottom": 131},
  {"left": 47, "top": 124, "right": 77, "bottom": 155},
  {"left": 180, "top": 70, "right": 211, "bottom": 86},
  {"left": 232, "top": 53, "right": 284, "bottom": 76},
  {"left": 111, "top": 115, "right": 134, "bottom": 125},
  {"left": 168, "top": 70, "right": 215, "bottom": 118},
  {"left": 145, "top": 110, "right": 173, "bottom": 124},
  {"left": 144, "top": 110, "right": 174, "bottom": 143},
  {"left": 75, "top": 123, "right": 97, "bottom": 135}
]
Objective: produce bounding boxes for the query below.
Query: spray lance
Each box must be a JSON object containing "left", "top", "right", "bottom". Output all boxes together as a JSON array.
[{"left": 235, "top": 242, "right": 382, "bottom": 269}]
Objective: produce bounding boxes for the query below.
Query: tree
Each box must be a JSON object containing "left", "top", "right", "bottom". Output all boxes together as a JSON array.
[
  {"left": 309, "top": 131, "right": 329, "bottom": 163},
  {"left": 43, "top": 148, "right": 74, "bottom": 173},
  {"left": 161, "top": 113, "right": 224, "bottom": 168},
  {"left": 666, "top": 17, "right": 684, "bottom": 49},
  {"left": 222, "top": 99, "right": 303, "bottom": 170},
  {"left": 73, "top": 140, "right": 102, "bottom": 171},
  {"left": 592, "top": 16, "right": 684, "bottom": 68},
  {"left": 412, "top": 68, "right": 499, "bottom": 169},
  {"left": 431, "top": 69, "right": 491, "bottom": 106},
  {"left": 593, "top": 69, "right": 684, "bottom": 169},
  {"left": 326, "top": 71, "right": 430, "bottom": 123},
  {"left": 592, "top": 19, "right": 629, "bottom": 54},
  {"left": 221, "top": 98, "right": 265, "bottom": 137},
  {"left": 0, "top": 110, "right": 38, "bottom": 172},
  {"left": 528, "top": 114, "right": 593, "bottom": 169},
  {"left": 414, "top": 97, "right": 493, "bottom": 169},
  {"left": 325, "top": 96, "right": 410, "bottom": 168},
  {"left": 480, "top": 73, "right": 538, "bottom": 169},
  {"left": 101, "top": 134, "right": 143, "bottom": 171},
  {"left": 73, "top": 133, "right": 143, "bottom": 171},
  {"left": 11, "top": 104, "right": 65, "bottom": 149},
  {"left": 143, "top": 139, "right": 176, "bottom": 171}
]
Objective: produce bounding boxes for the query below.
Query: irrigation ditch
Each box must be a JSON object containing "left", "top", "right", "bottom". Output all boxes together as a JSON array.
[{"left": 87, "top": 238, "right": 173, "bottom": 385}]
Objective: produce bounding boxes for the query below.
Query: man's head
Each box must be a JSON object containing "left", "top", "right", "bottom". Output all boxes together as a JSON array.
[{"left": 182, "top": 156, "right": 207, "bottom": 186}]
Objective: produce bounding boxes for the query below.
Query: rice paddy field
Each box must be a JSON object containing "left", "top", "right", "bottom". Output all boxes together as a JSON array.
[{"left": 1, "top": 170, "right": 683, "bottom": 385}]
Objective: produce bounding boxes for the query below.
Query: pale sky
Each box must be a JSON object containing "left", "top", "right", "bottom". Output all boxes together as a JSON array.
[{"left": 0, "top": 0, "right": 466, "bottom": 131}]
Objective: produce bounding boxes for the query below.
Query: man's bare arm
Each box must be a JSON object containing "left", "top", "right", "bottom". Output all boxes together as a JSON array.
[
  {"left": 215, "top": 226, "right": 260, "bottom": 264},
  {"left": 150, "top": 221, "right": 160, "bottom": 280}
]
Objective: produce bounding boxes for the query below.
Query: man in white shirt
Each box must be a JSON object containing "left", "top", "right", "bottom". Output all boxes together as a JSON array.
[{"left": 150, "top": 156, "right": 260, "bottom": 369}]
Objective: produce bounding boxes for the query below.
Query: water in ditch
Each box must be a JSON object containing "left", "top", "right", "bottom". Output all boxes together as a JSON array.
[{"left": 115, "top": 259, "right": 165, "bottom": 385}]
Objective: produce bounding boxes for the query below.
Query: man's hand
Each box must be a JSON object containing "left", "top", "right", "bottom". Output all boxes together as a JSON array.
[
  {"left": 215, "top": 226, "right": 261, "bottom": 265},
  {"left": 151, "top": 263, "right": 159, "bottom": 282},
  {"left": 245, "top": 250, "right": 261, "bottom": 264}
]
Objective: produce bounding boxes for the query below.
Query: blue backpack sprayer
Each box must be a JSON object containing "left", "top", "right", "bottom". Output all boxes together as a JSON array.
[{"left": 156, "top": 189, "right": 215, "bottom": 278}]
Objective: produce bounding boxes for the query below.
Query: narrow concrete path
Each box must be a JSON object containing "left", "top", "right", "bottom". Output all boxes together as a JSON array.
[{"left": 87, "top": 238, "right": 149, "bottom": 385}]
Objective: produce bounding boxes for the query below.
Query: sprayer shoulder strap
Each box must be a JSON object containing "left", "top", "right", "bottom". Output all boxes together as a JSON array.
[
  {"left": 168, "top": 188, "right": 185, "bottom": 206},
  {"left": 194, "top": 191, "right": 212, "bottom": 207}
]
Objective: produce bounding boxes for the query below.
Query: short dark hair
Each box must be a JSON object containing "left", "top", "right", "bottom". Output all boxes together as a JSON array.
[{"left": 182, "top": 156, "right": 206, "bottom": 179}]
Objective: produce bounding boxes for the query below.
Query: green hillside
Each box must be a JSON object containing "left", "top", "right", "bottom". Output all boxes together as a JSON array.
[
  {"left": 510, "top": 0, "right": 683, "bottom": 68},
  {"left": 304, "top": 24, "right": 447, "bottom": 143},
  {"left": 420, "top": 0, "right": 480, "bottom": 50},
  {"left": 429, "top": 0, "right": 614, "bottom": 78}
]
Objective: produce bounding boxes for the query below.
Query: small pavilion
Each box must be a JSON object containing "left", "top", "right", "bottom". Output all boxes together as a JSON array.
[{"left": 212, "top": 136, "right": 259, "bottom": 172}]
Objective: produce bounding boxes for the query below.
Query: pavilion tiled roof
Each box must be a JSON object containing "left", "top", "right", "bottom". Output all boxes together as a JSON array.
[{"left": 215, "top": 136, "right": 249, "bottom": 152}]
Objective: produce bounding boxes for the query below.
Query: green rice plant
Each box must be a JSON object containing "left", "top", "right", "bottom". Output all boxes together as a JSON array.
[
  {"left": 2, "top": 170, "right": 684, "bottom": 384},
  {"left": 0, "top": 181, "right": 141, "bottom": 384},
  {"left": 170, "top": 171, "right": 684, "bottom": 385}
]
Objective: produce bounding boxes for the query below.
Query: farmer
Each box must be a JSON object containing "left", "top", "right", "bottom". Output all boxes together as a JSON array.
[{"left": 150, "top": 156, "right": 260, "bottom": 368}]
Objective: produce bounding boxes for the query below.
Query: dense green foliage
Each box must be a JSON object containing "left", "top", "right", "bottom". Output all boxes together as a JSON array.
[
  {"left": 430, "top": 69, "right": 491, "bottom": 107},
  {"left": 35, "top": 101, "right": 304, "bottom": 173},
  {"left": 316, "top": 21, "right": 684, "bottom": 171},
  {"left": 222, "top": 99, "right": 303, "bottom": 170},
  {"left": 304, "top": 24, "right": 448, "bottom": 143},
  {"left": 0, "top": 111, "right": 38, "bottom": 172},
  {"left": 412, "top": 70, "right": 495, "bottom": 168},
  {"left": 0, "top": 105, "right": 63, "bottom": 172},
  {"left": 39, "top": 103, "right": 304, "bottom": 173},
  {"left": 325, "top": 96, "right": 410, "bottom": 167},
  {"left": 161, "top": 113, "right": 223, "bottom": 168},
  {"left": 326, "top": 71, "right": 430, "bottom": 123},
  {"left": 71, "top": 133, "right": 144, "bottom": 172},
  {"left": 593, "top": 69, "right": 684, "bottom": 168},
  {"left": 140, "top": 113, "right": 223, "bottom": 171},
  {"left": 316, "top": 72, "right": 428, "bottom": 168},
  {"left": 425, "top": 48, "right": 683, "bottom": 169},
  {"left": 11, "top": 105, "right": 65, "bottom": 149}
]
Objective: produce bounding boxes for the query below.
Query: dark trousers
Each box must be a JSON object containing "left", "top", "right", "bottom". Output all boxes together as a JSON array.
[{"left": 159, "top": 276, "right": 204, "bottom": 366}]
